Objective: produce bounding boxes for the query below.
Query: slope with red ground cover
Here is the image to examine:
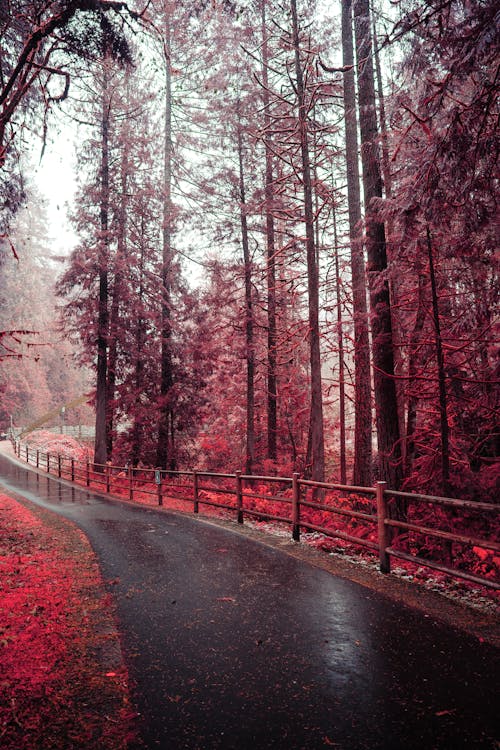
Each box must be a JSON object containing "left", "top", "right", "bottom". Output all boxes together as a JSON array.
[{"left": 0, "top": 492, "right": 136, "bottom": 749}]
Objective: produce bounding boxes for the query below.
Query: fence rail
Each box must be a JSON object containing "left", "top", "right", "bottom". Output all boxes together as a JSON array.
[{"left": 12, "top": 439, "right": 500, "bottom": 592}]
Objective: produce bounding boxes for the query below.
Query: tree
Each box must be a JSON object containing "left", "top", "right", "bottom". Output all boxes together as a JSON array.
[
  {"left": 1, "top": 1, "right": 135, "bottom": 372},
  {"left": 93, "top": 51, "right": 112, "bottom": 467},
  {"left": 236, "top": 109, "right": 256, "bottom": 473},
  {"left": 259, "top": 0, "right": 278, "bottom": 463},
  {"left": 354, "top": 0, "right": 402, "bottom": 488},
  {"left": 387, "top": 0, "right": 499, "bottom": 497},
  {"left": 0, "top": 0, "right": 135, "bottom": 166},
  {"left": 289, "top": 0, "right": 325, "bottom": 483},
  {"left": 0, "top": 199, "right": 91, "bottom": 431},
  {"left": 155, "top": 0, "right": 175, "bottom": 470},
  {"left": 340, "top": 0, "right": 372, "bottom": 486}
]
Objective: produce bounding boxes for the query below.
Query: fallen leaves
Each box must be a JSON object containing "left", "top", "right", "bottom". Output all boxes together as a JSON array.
[{"left": 0, "top": 493, "right": 135, "bottom": 749}]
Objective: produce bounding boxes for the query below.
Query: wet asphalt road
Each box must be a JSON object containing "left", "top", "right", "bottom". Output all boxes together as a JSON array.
[{"left": 0, "top": 453, "right": 499, "bottom": 749}]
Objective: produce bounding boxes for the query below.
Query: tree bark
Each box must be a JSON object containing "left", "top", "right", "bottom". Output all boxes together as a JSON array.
[
  {"left": 157, "top": 8, "right": 174, "bottom": 470},
  {"left": 236, "top": 115, "right": 255, "bottom": 475},
  {"left": 332, "top": 196, "right": 347, "bottom": 484},
  {"left": 354, "top": 0, "right": 402, "bottom": 489},
  {"left": 290, "top": 0, "right": 325, "bottom": 483},
  {"left": 106, "top": 97, "right": 130, "bottom": 458},
  {"left": 261, "top": 0, "right": 278, "bottom": 463},
  {"left": 94, "top": 59, "right": 110, "bottom": 469},
  {"left": 426, "top": 227, "right": 450, "bottom": 492},
  {"left": 372, "top": 14, "right": 407, "bottom": 467},
  {"left": 131, "top": 217, "right": 146, "bottom": 467},
  {"left": 341, "top": 0, "right": 372, "bottom": 486}
]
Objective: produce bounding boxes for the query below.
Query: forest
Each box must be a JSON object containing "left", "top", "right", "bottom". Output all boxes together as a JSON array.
[{"left": 0, "top": 0, "right": 498, "bottom": 501}]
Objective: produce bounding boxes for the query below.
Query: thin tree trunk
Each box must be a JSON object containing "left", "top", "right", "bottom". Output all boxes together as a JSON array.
[
  {"left": 405, "top": 266, "right": 426, "bottom": 476},
  {"left": 426, "top": 227, "right": 450, "bottom": 492},
  {"left": 261, "top": 0, "right": 278, "bottom": 463},
  {"left": 341, "top": 0, "right": 372, "bottom": 486},
  {"left": 94, "top": 59, "right": 110, "bottom": 469},
  {"left": 237, "top": 115, "right": 255, "bottom": 475},
  {"left": 372, "top": 16, "right": 391, "bottom": 202},
  {"left": 106, "top": 106, "right": 130, "bottom": 458},
  {"left": 354, "top": 0, "right": 402, "bottom": 489},
  {"left": 332, "top": 197, "right": 347, "bottom": 484},
  {"left": 157, "top": 9, "right": 174, "bottom": 470},
  {"left": 290, "top": 0, "right": 325, "bottom": 484},
  {"left": 131, "top": 218, "right": 146, "bottom": 467}
]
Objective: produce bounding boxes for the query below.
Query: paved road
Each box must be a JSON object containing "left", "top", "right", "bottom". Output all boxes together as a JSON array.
[{"left": 0, "top": 452, "right": 498, "bottom": 749}]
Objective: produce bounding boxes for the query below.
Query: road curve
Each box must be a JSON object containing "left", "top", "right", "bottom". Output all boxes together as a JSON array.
[{"left": 0, "top": 452, "right": 498, "bottom": 749}]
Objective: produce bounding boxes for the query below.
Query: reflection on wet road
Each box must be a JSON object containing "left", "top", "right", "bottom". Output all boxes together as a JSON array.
[{"left": 0, "top": 452, "right": 498, "bottom": 749}]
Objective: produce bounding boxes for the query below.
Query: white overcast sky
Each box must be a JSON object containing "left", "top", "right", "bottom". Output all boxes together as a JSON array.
[{"left": 32, "top": 128, "right": 78, "bottom": 257}]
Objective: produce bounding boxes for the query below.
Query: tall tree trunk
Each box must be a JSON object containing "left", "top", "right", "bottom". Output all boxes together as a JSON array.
[
  {"left": 426, "top": 227, "right": 450, "bottom": 492},
  {"left": 261, "top": 0, "right": 278, "bottom": 463},
  {"left": 290, "top": 0, "right": 325, "bottom": 483},
  {"left": 106, "top": 108, "right": 130, "bottom": 458},
  {"left": 341, "top": 0, "right": 372, "bottom": 486},
  {"left": 157, "top": 10, "right": 174, "bottom": 470},
  {"left": 354, "top": 0, "right": 402, "bottom": 489},
  {"left": 237, "top": 116, "right": 255, "bottom": 475},
  {"left": 372, "top": 14, "right": 407, "bottom": 468},
  {"left": 332, "top": 196, "right": 347, "bottom": 484},
  {"left": 94, "top": 60, "right": 110, "bottom": 469},
  {"left": 131, "top": 218, "right": 146, "bottom": 467}
]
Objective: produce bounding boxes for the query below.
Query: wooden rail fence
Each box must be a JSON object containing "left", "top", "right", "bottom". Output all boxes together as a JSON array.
[{"left": 13, "top": 440, "right": 500, "bottom": 592}]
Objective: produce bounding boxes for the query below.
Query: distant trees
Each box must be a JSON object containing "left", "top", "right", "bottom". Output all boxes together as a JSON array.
[{"left": 0, "top": 200, "right": 91, "bottom": 431}]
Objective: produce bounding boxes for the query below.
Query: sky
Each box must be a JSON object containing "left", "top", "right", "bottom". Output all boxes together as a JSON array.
[{"left": 32, "top": 127, "right": 78, "bottom": 258}]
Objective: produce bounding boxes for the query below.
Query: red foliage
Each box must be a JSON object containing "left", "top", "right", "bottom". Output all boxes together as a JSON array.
[
  {"left": 24, "top": 430, "right": 90, "bottom": 462},
  {"left": 0, "top": 493, "right": 134, "bottom": 749}
]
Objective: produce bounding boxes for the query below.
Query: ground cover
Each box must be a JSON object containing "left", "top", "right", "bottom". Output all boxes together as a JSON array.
[
  {"left": 0, "top": 491, "right": 136, "bottom": 750},
  {"left": 20, "top": 430, "right": 90, "bottom": 462}
]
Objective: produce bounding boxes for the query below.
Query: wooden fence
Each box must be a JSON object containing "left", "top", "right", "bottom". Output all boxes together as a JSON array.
[{"left": 13, "top": 440, "right": 500, "bottom": 592}]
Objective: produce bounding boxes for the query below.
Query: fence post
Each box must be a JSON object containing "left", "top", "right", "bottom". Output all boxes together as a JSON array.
[
  {"left": 236, "top": 471, "right": 243, "bottom": 524},
  {"left": 86, "top": 460, "right": 90, "bottom": 487},
  {"left": 193, "top": 471, "right": 199, "bottom": 514},
  {"left": 292, "top": 473, "right": 300, "bottom": 541},
  {"left": 376, "top": 481, "right": 390, "bottom": 574},
  {"left": 71, "top": 458, "right": 75, "bottom": 482},
  {"left": 128, "top": 466, "right": 133, "bottom": 501},
  {"left": 157, "top": 469, "right": 163, "bottom": 506},
  {"left": 25, "top": 445, "right": 28, "bottom": 462},
  {"left": 106, "top": 466, "right": 111, "bottom": 493},
  {"left": 58, "top": 455, "right": 62, "bottom": 478},
  {"left": 47, "top": 452, "right": 50, "bottom": 473},
  {"left": 36, "top": 450, "right": 39, "bottom": 469}
]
